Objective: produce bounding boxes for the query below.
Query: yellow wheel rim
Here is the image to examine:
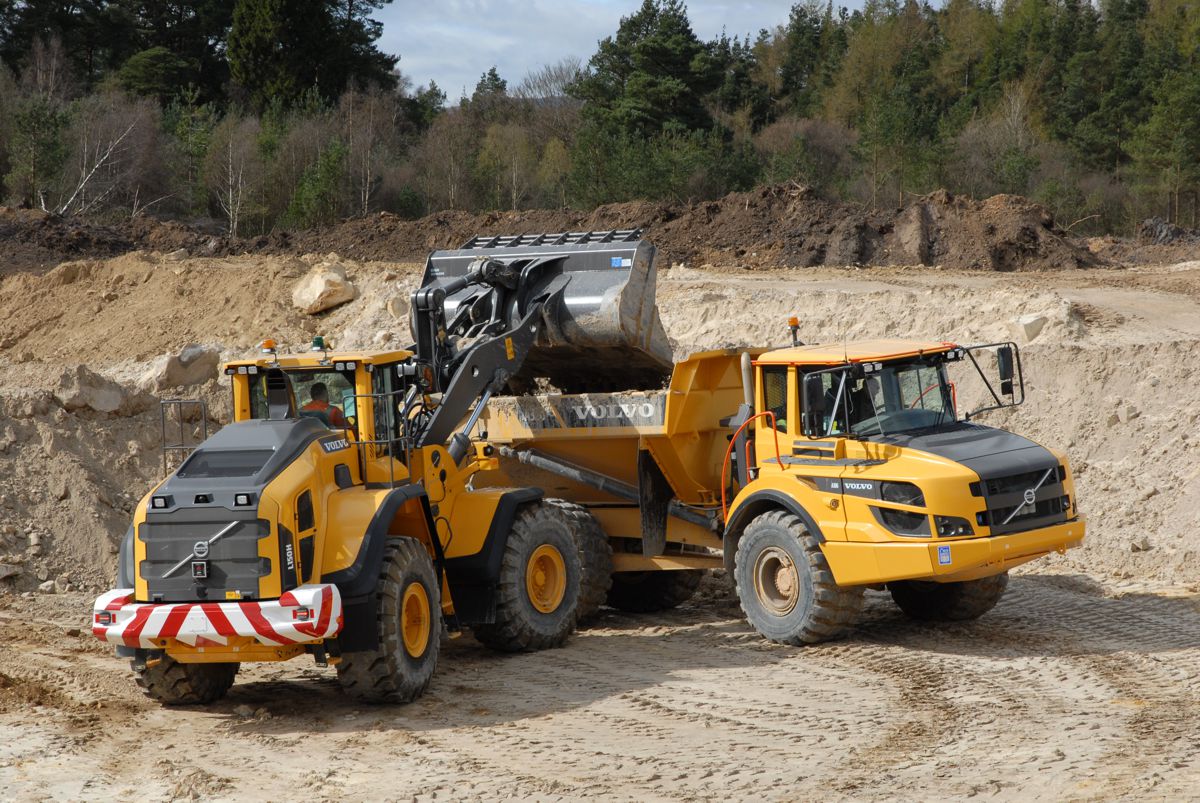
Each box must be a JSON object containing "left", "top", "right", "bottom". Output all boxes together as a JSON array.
[
  {"left": 401, "top": 582, "right": 431, "bottom": 658},
  {"left": 525, "top": 544, "right": 567, "bottom": 614},
  {"left": 753, "top": 546, "right": 800, "bottom": 616}
]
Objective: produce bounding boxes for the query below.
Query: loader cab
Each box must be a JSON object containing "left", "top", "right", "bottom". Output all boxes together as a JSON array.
[{"left": 224, "top": 345, "right": 419, "bottom": 486}]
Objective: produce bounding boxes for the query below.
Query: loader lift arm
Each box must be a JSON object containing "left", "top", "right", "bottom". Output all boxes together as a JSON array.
[{"left": 406, "top": 231, "right": 673, "bottom": 456}]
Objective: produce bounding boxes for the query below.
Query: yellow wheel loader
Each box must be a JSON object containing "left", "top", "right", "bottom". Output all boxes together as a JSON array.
[{"left": 93, "top": 231, "right": 672, "bottom": 705}]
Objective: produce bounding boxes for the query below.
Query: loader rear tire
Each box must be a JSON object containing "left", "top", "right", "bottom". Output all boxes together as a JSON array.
[
  {"left": 336, "top": 537, "right": 441, "bottom": 704},
  {"left": 734, "top": 510, "right": 863, "bottom": 645},
  {"left": 546, "top": 499, "right": 612, "bottom": 623},
  {"left": 134, "top": 655, "right": 237, "bottom": 706},
  {"left": 473, "top": 502, "right": 582, "bottom": 652},
  {"left": 888, "top": 572, "right": 1009, "bottom": 621},
  {"left": 605, "top": 570, "right": 703, "bottom": 613}
]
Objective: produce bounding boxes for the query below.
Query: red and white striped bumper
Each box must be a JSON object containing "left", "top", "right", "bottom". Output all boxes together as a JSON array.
[{"left": 92, "top": 584, "right": 343, "bottom": 649}]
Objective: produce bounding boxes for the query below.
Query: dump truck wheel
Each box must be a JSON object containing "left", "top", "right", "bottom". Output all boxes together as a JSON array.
[
  {"left": 734, "top": 510, "right": 864, "bottom": 645},
  {"left": 473, "top": 503, "right": 582, "bottom": 652},
  {"left": 546, "top": 499, "right": 613, "bottom": 623},
  {"left": 336, "top": 537, "right": 441, "bottom": 704},
  {"left": 133, "top": 656, "right": 237, "bottom": 706},
  {"left": 605, "top": 570, "right": 703, "bottom": 613},
  {"left": 888, "top": 572, "right": 1009, "bottom": 621}
]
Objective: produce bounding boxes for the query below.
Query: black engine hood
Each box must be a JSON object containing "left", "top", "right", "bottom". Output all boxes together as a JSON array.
[{"left": 873, "top": 422, "right": 1058, "bottom": 479}]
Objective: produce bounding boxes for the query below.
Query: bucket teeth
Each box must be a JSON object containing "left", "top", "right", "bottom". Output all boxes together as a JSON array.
[{"left": 419, "top": 231, "right": 673, "bottom": 393}]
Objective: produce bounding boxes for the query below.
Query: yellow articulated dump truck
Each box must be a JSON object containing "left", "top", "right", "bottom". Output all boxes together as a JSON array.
[{"left": 477, "top": 338, "right": 1085, "bottom": 645}]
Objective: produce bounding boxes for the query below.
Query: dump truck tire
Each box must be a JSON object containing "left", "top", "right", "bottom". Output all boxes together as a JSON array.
[
  {"left": 546, "top": 499, "right": 612, "bottom": 623},
  {"left": 473, "top": 503, "right": 581, "bottom": 652},
  {"left": 888, "top": 572, "right": 1009, "bottom": 621},
  {"left": 134, "top": 656, "right": 237, "bottom": 705},
  {"left": 336, "top": 537, "right": 441, "bottom": 704},
  {"left": 605, "top": 570, "right": 703, "bottom": 613},
  {"left": 734, "top": 510, "right": 864, "bottom": 645}
]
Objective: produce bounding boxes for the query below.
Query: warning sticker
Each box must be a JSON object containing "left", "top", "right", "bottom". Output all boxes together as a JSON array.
[{"left": 937, "top": 545, "right": 952, "bottom": 566}]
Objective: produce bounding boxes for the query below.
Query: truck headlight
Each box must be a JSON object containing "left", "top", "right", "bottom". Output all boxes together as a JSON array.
[
  {"left": 881, "top": 481, "right": 925, "bottom": 507},
  {"left": 873, "top": 506, "right": 931, "bottom": 536},
  {"left": 935, "top": 516, "right": 974, "bottom": 537}
]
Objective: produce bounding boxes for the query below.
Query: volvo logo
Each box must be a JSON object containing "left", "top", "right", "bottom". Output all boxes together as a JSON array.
[
  {"left": 193, "top": 540, "right": 210, "bottom": 558},
  {"left": 1023, "top": 488, "right": 1037, "bottom": 506}
]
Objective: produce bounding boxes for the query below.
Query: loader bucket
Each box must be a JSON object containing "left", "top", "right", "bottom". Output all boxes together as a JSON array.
[{"left": 420, "top": 231, "right": 673, "bottom": 393}]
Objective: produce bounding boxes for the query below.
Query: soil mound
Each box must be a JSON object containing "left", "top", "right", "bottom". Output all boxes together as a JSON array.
[{"left": 1, "top": 187, "right": 1100, "bottom": 274}]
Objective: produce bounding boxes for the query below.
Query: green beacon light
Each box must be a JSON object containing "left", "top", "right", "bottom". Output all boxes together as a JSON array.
[{"left": 311, "top": 336, "right": 327, "bottom": 351}]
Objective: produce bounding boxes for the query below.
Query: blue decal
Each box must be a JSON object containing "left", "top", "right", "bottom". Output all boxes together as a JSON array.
[
  {"left": 937, "top": 545, "right": 952, "bottom": 566},
  {"left": 610, "top": 256, "right": 622, "bottom": 267}
]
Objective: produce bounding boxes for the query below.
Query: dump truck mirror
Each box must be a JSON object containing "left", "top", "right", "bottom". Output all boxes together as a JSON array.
[
  {"left": 997, "top": 346, "right": 1014, "bottom": 396},
  {"left": 802, "top": 374, "right": 826, "bottom": 435}
]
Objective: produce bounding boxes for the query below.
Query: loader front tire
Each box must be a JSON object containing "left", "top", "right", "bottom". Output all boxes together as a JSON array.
[
  {"left": 336, "top": 537, "right": 441, "bottom": 704},
  {"left": 473, "top": 503, "right": 581, "bottom": 652},
  {"left": 605, "top": 570, "right": 702, "bottom": 613},
  {"left": 546, "top": 499, "right": 612, "bottom": 623},
  {"left": 734, "top": 510, "right": 863, "bottom": 645},
  {"left": 134, "top": 655, "right": 237, "bottom": 706},
  {"left": 888, "top": 572, "right": 1009, "bottom": 621}
]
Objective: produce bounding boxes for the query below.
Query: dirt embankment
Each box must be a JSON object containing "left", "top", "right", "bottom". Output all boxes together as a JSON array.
[{"left": 1, "top": 186, "right": 1116, "bottom": 274}]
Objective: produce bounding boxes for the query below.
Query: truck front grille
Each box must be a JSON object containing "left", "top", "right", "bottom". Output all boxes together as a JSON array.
[{"left": 972, "top": 465, "right": 1070, "bottom": 536}]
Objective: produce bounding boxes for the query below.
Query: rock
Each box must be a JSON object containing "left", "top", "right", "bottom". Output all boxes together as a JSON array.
[
  {"left": 164, "top": 248, "right": 189, "bottom": 262},
  {"left": 292, "top": 262, "right": 357, "bottom": 314},
  {"left": 54, "top": 576, "right": 71, "bottom": 593},
  {"left": 1014, "top": 313, "right": 1048, "bottom": 342},
  {"left": 38, "top": 580, "right": 56, "bottom": 594},
  {"left": 55, "top": 365, "right": 127, "bottom": 414},
  {"left": 1117, "top": 403, "right": 1139, "bottom": 424},
  {"left": 0, "top": 563, "right": 20, "bottom": 581},
  {"left": 1130, "top": 537, "right": 1152, "bottom": 553},
  {"left": 140, "top": 344, "right": 221, "bottom": 390},
  {"left": 234, "top": 704, "right": 254, "bottom": 717},
  {"left": 385, "top": 296, "right": 406, "bottom": 319}
]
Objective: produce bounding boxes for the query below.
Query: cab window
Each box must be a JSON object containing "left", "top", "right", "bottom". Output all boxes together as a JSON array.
[
  {"left": 248, "top": 369, "right": 355, "bottom": 430},
  {"left": 762, "top": 367, "right": 788, "bottom": 431}
]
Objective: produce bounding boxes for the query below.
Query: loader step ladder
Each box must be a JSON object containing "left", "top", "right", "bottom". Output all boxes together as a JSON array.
[{"left": 159, "top": 398, "right": 208, "bottom": 473}]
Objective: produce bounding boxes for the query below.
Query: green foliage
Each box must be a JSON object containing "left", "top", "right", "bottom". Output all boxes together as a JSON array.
[
  {"left": 283, "top": 139, "right": 347, "bottom": 228},
  {"left": 116, "top": 47, "right": 191, "bottom": 102},
  {"left": 4, "top": 96, "right": 70, "bottom": 207},
  {"left": 570, "top": 0, "right": 720, "bottom": 137}
]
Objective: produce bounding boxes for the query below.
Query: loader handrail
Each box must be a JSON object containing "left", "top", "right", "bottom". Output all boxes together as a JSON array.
[{"left": 721, "top": 411, "right": 782, "bottom": 521}]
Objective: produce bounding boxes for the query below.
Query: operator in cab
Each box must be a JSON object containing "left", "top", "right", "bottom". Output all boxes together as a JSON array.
[{"left": 301, "top": 381, "right": 348, "bottom": 427}]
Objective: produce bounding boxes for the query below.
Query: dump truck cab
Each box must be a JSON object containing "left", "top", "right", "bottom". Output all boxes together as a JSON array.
[{"left": 705, "top": 337, "right": 1085, "bottom": 641}]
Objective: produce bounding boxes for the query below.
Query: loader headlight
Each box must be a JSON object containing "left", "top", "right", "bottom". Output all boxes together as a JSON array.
[
  {"left": 880, "top": 481, "right": 925, "bottom": 507},
  {"left": 234, "top": 493, "right": 254, "bottom": 507},
  {"left": 151, "top": 495, "right": 171, "bottom": 510},
  {"left": 935, "top": 516, "right": 974, "bottom": 537}
]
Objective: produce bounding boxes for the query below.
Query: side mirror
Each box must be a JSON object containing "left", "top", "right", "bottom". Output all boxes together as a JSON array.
[
  {"left": 802, "top": 374, "right": 826, "bottom": 435},
  {"left": 996, "top": 346, "right": 1014, "bottom": 396},
  {"left": 341, "top": 391, "right": 358, "bottom": 420}
]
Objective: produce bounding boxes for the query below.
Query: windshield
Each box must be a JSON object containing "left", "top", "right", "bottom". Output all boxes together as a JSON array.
[
  {"left": 808, "top": 360, "right": 955, "bottom": 437},
  {"left": 248, "top": 368, "right": 355, "bottom": 429}
]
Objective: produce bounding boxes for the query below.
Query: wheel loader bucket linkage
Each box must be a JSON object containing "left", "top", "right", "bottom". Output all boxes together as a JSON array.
[{"left": 419, "top": 231, "right": 673, "bottom": 392}]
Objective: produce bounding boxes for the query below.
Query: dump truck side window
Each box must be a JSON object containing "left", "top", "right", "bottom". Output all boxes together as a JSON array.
[{"left": 762, "top": 367, "right": 788, "bottom": 431}]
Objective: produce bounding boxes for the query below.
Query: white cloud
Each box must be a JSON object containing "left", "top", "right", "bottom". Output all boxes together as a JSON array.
[{"left": 376, "top": 1, "right": 862, "bottom": 102}]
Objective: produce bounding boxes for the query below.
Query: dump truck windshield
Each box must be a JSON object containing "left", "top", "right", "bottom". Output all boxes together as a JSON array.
[{"left": 808, "top": 359, "right": 955, "bottom": 436}]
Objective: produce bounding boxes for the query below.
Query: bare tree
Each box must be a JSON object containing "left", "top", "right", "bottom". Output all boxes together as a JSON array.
[
  {"left": 479, "top": 123, "right": 537, "bottom": 209},
  {"left": 416, "top": 110, "right": 477, "bottom": 210},
  {"left": 339, "top": 87, "right": 403, "bottom": 216},
  {"left": 54, "top": 93, "right": 167, "bottom": 217},
  {"left": 205, "top": 117, "right": 264, "bottom": 236}
]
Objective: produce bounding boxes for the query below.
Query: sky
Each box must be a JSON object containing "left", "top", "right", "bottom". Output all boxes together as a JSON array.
[{"left": 376, "top": 1, "right": 865, "bottom": 101}]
